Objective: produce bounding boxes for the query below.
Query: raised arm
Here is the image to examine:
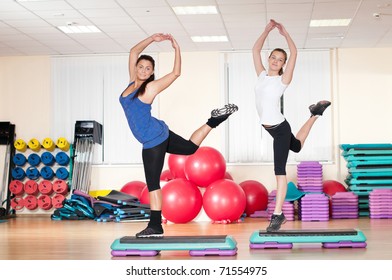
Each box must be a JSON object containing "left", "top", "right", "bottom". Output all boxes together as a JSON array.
[
  {"left": 128, "top": 33, "right": 169, "bottom": 82},
  {"left": 140, "top": 34, "right": 181, "bottom": 103},
  {"left": 252, "top": 20, "right": 276, "bottom": 76},
  {"left": 274, "top": 21, "right": 297, "bottom": 85}
]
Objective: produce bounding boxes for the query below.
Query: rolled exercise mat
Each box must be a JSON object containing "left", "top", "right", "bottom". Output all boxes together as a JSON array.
[
  {"left": 28, "top": 138, "right": 41, "bottom": 152},
  {"left": 14, "top": 139, "right": 27, "bottom": 152},
  {"left": 56, "top": 167, "right": 69, "bottom": 180},
  {"left": 56, "top": 137, "right": 70, "bottom": 152},
  {"left": 53, "top": 180, "right": 69, "bottom": 195},
  {"left": 55, "top": 152, "right": 70, "bottom": 166},
  {"left": 24, "top": 180, "right": 39, "bottom": 196},
  {"left": 13, "top": 153, "right": 27, "bottom": 166},
  {"left": 42, "top": 137, "right": 55, "bottom": 152},
  {"left": 9, "top": 180, "right": 24, "bottom": 196},
  {"left": 40, "top": 166, "right": 55, "bottom": 180},
  {"left": 12, "top": 167, "right": 26, "bottom": 180},
  {"left": 38, "top": 180, "right": 53, "bottom": 195},
  {"left": 37, "top": 195, "right": 52, "bottom": 210},
  {"left": 27, "top": 153, "right": 41, "bottom": 167},
  {"left": 24, "top": 195, "right": 38, "bottom": 210},
  {"left": 25, "top": 166, "right": 40, "bottom": 180},
  {"left": 41, "top": 152, "right": 55, "bottom": 166}
]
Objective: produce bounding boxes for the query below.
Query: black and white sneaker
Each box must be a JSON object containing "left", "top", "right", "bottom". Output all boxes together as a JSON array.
[
  {"left": 207, "top": 104, "right": 238, "bottom": 128},
  {"left": 211, "top": 103, "right": 239, "bottom": 118},
  {"left": 266, "top": 213, "right": 287, "bottom": 232},
  {"left": 309, "top": 100, "right": 331, "bottom": 117},
  {"left": 135, "top": 227, "right": 164, "bottom": 238}
]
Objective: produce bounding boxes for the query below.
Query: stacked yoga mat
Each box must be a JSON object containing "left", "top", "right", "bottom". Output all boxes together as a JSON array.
[
  {"left": 267, "top": 189, "right": 295, "bottom": 221},
  {"left": 296, "top": 161, "right": 329, "bottom": 221},
  {"left": 330, "top": 192, "right": 359, "bottom": 219},
  {"left": 52, "top": 189, "right": 151, "bottom": 222},
  {"left": 340, "top": 143, "right": 392, "bottom": 218}
]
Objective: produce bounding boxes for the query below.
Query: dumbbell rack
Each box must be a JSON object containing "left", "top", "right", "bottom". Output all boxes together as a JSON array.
[
  {"left": 0, "top": 122, "right": 16, "bottom": 219},
  {"left": 9, "top": 137, "right": 72, "bottom": 213}
]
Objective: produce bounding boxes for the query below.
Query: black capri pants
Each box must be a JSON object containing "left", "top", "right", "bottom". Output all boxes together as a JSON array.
[
  {"left": 142, "top": 130, "right": 199, "bottom": 192},
  {"left": 264, "top": 119, "right": 302, "bottom": 175}
]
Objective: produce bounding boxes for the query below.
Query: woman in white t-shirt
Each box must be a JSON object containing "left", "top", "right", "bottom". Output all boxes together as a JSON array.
[{"left": 253, "top": 19, "right": 331, "bottom": 231}]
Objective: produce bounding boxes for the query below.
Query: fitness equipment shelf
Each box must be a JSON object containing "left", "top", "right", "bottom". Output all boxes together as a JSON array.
[
  {"left": 111, "top": 235, "right": 237, "bottom": 257},
  {"left": 249, "top": 229, "right": 367, "bottom": 249}
]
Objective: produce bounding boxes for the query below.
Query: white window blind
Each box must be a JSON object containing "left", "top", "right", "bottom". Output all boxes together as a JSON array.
[
  {"left": 51, "top": 54, "right": 158, "bottom": 164},
  {"left": 223, "top": 50, "right": 332, "bottom": 163}
]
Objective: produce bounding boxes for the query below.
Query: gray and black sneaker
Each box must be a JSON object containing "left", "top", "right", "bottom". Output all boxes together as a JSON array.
[
  {"left": 135, "top": 227, "right": 164, "bottom": 238},
  {"left": 266, "top": 213, "right": 287, "bottom": 232},
  {"left": 207, "top": 103, "right": 239, "bottom": 128},
  {"left": 211, "top": 103, "right": 239, "bottom": 118},
  {"left": 309, "top": 100, "right": 331, "bottom": 117}
]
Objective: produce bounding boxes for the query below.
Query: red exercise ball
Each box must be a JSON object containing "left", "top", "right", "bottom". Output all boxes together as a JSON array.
[
  {"left": 184, "top": 146, "right": 226, "bottom": 187},
  {"left": 239, "top": 180, "right": 269, "bottom": 216},
  {"left": 120, "top": 180, "right": 146, "bottom": 199},
  {"left": 224, "top": 172, "right": 234, "bottom": 180},
  {"left": 168, "top": 154, "right": 188, "bottom": 179},
  {"left": 203, "top": 179, "right": 246, "bottom": 222},
  {"left": 139, "top": 186, "right": 150, "bottom": 205},
  {"left": 162, "top": 178, "right": 202, "bottom": 223},
  {"left": 323, "top": 180, "right": 347, "bottom": 197},
  {"left": 160, "top": 169, "right": 173, "bottom": 182}
]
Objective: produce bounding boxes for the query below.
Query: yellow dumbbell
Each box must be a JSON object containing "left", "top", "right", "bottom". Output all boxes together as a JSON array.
[
  {"left": 28, "top": 138, "right": 41, "bottom": 152},
  {"left": 14, "top": 139, "right": 27, "bottom": 152},
  {"left": 56, "top": 137, "right": 70, "bottom": 152},
  {"left": 42, "top": 137, "right": 55, "bottom": 152}
]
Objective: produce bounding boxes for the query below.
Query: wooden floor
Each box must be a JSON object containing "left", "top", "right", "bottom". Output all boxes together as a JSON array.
[{"left": 1, "top": 214, "right": 392, "bottom": 260}]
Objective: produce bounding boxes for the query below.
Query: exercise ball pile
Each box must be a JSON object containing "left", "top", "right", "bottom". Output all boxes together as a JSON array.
[
  {"left": 167, "top": 146, "right": 247, "bottom": 223},
  {"left": 121, "top": 146, "right": 268, "bottom": 224}
]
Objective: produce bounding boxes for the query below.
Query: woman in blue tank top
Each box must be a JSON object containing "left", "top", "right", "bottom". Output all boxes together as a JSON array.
[{"left": 120, "top": 33, "right": 238, "bottom": 238}]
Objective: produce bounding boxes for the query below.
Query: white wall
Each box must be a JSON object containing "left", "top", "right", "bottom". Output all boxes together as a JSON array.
[
  {"left": 1, "top": 48, "right": 392, "bottom": 193},
  {"left": 335, "top": 48, "right": 392, "bottom": 181},
  {"left": 0, "top": 56, "right": 51, "bottom": 139}
]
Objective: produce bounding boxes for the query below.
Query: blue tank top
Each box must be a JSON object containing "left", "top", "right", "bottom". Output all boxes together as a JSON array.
[{"left": 119, "top": 82, "right": 169, "bottom": 149}]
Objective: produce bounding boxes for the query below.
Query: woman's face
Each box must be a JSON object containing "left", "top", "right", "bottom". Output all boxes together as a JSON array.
[
  {"left": 268, "top": 51, "right": 286, "bottom": 71},
  {"left": 136, "top": 59, "right": 154, "bottom": 81}
]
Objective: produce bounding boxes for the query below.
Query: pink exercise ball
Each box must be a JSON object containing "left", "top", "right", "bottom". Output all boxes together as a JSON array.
[
  {"left": 160, "top": 169, "right": 174, "bottom": 182},
  {"left": 120, "top": 180, "right": 146, "bottom": 199},
  {"left": 239, "top": 180, "right": 269, "bottom": 216},
  {"left": 203, "top": 179, "right": 246, "bottom": 222},
  {"left": 184, "top": 146, "right": 226, "bottom": 187},
  {"left": 323, "top": 180, "right": 347, "bottom": 197},
  {"left": 162, "top": 178, "right": 202, "bottom": 223},
  {"left": 168, "top": 154, "right": 188, "bottom": 179},
  {"left": 224, "top": 172, "right": 234, "bottom": 180}
]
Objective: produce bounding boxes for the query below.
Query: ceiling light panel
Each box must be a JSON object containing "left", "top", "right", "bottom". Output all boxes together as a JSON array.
[
  {"left": 310, "top": 19, "right": 351, "bottom": 27},
  {"left": 173, "top": 6, "right": 218, "bottom": 15}
]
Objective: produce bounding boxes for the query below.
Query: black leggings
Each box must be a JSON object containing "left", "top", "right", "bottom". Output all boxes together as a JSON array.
[
  {"left": 264, "top": 120, "right": 302, "bottom": 175},
  {"left": 142, "top": 130, "right": 199, "bottom": 192}
]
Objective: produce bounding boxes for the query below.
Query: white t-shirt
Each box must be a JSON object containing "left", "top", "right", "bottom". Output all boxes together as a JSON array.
[{"left": 254, "top": 71, "right": 288, "bottom": 126}]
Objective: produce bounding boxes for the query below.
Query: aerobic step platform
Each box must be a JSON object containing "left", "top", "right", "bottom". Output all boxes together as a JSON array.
[
  {"left": 111, "top": 235, "right": 237, "bottom": 257},
  {"left": 249, "top": 229, "right": 367, "bottom": 249}
]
